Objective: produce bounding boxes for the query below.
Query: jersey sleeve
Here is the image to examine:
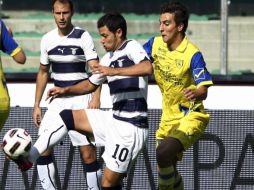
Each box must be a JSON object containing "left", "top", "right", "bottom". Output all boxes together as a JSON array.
[
  {"left": 88, "top": 55, "right": 107, "bottom": 85},
  {"left": 190, "top": 52, "right": 213, "bottom": 87},
  {"left": 1, "top": 20, "right": 20, "bottom": 56},
  {"left": 40, "top": 34, "right": 49, "bottom": 65},
  {"left": 127, "top": 40, "right": 149, "bottom": 64},
  {"left": 81, "top": 31, "right": 98, "bottom": 61},
  {"left": 143, "top": 37, "right": 155, "bottom": 62}
]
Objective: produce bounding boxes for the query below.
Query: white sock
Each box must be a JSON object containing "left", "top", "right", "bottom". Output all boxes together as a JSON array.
[
  {"left": 37, "top": 155, "right": 56, "bottom": 190},
  {"left": 85, "top": 161, "right": 102, "bottom": 190}
]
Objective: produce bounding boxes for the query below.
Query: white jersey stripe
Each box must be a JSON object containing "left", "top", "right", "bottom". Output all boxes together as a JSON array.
[
  {"left": 40, "top": 26, "right": 98, "bottom": 87},
  {"left": 51, "top": 73, "right": 89, "bottom": 81}
]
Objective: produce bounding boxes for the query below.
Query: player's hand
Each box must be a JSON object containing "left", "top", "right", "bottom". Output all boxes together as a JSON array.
[
  {"left": 46, "top": 87, "right": 66, "bottom": 101},
  {"left": 92, "top": 65, "right": 117, "bottom": 76},
  {"left": 87, "top": 97, "right": 101, "bottom": 109},
  {"left": 32, "top": 106, "right": 42, "bottom": 128},
  {"left": 183, "top": 88, "right": 196, "bottom": 101}
]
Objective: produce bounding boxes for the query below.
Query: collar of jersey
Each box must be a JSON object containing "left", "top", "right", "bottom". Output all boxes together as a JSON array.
[{"left": 175, "top": 36, "right": 188, "bottom": 53}]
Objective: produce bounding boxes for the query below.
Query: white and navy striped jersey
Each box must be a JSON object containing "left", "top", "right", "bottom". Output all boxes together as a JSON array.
[
  {"left": 40, "top": 26, "right": 98, "bottom": 87},
  {"left": 89, "top": 40, "right": 149, "bottom": 128}
]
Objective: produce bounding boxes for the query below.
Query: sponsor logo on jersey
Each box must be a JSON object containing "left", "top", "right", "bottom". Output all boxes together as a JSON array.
[{"left": 58, "top": 48, "right": 65, "bottom": 54}]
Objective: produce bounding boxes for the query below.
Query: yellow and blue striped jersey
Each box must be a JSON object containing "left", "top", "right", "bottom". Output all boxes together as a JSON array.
[
  {"left": 0, "top": 19, "right": 21, "bottom": 82},
  {"left": 0, "top": 19, "right": 21, "bottom": 127},
  {"left": 144, "top": 36, "right": 213, "bottom": 122}
]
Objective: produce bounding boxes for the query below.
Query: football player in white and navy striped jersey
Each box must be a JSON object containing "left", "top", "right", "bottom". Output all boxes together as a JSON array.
[
  {"left": 20, "top": 12, "right": 153, "bottom": 190},
  {"left": 32, "top": 0, "right": 102, "bottom": 189}
]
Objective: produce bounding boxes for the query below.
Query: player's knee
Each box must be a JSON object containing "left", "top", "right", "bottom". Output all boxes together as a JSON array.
[
  {"left": 59, "top": 109, "right": 74, "bottom": 130},
  {"left": 156, "top": 143, "right": 175, "bottom": 167},
  {"left": 41, "top": 149, "right": 53, "bottom": 156},
  {"left": 80, "top": 145, "right": 96, "bottom": 163},
  {"left": 101, "top": 176, "right": 120, "bottom": 188},
  {"left": 156, "top": 147, "right": 169, "bottom": 166},
  {"left": 101, "top": 168, "right": 124, "bottom": 188}
]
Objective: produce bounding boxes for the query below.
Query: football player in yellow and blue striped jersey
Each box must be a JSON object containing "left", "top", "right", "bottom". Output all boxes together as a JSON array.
[
  {"left": 143, "top": 2, "right": 213, "bottom": 190},
  {"left": 0, "top": 20, "right": 26, "bottom": 131}
]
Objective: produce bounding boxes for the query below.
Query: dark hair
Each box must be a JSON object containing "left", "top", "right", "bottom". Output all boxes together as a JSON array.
[
  {"left": 97, "top": 12, "right": 127, "bottom": 39},
  {"left": 160, "top": 2, "right": 189, "bottom": 33},
  {"left": 52, "top": 0, "right": 74, "bottom": 13}
]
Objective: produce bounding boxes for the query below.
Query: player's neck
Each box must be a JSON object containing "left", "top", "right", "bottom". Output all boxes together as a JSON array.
[
  {"left": 115, "top": 38, "right": 127, "bottom": 51},
  {"left": 167, "top": 34, "right": 185, "bottom": 51},
  {"left": 58, "top": 24, "right": 74, "bottom": 37}
]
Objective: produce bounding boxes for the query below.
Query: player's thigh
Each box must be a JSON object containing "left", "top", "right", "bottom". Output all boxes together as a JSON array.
[
  {"left": 72, "top": 109, "right": 93, "bottom": 134},
  {"left": 39, "top": 107, "right": 63, "bottom": 135},
  {"left": 85, "top": 109, "right": 111, "bottom": 146},
  {"left": 173, "top": 111, "right": 209, "bottom": 150}
]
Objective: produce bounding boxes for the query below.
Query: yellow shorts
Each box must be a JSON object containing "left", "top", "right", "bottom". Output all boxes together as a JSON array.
[
  {"left": 156, "top": 111, "right": 209, "bottom": 151},
  {"left": 0, "top": 82, "right": 10, "bottom": 130}
]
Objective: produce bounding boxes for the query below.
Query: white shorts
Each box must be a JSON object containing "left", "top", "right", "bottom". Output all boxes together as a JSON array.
[
  {"left": 39, "top": 95, "right": 92, "bottom": 146},
  {"left": 85, "top": 109, "right": 148, "bottom": 173}
]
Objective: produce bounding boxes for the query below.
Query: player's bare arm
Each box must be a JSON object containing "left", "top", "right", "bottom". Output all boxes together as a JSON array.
[
  {"left": 92, "top": 59, "right": 153, "bottom": 76},
  {"left": 87, "top": 59, "right": 102, "bottom": 109},
  {"left": 12, "top": 48, "right": 26, "bottom": 64},
  {"left": 47, "top": 80, "right": 98, "bottom": 100},
  {"left": 32, "top": 64, "right": 50, "bottom": 127},
  {"left": 87, "top": 58, "right": 100, "bottom": 69},
  {"left": 183, "top": 85, "right": 209, "bottom": 101},
  {"left": 88, "top": 85, "right": 101, "bottom": 109}
]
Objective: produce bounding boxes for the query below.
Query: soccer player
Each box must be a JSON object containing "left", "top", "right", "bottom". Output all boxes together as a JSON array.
[
  {"left": 32, "top": 0, "right": 102, "bottom": 189},
  {"left": 0, "top": 20, "right": 26, "bottom": 131},
  {"left": 143, "top": 2, "right": 213, "bottom": 190},
  {"left": 13, "top": 12, "right": 153, "bottom": 190}
]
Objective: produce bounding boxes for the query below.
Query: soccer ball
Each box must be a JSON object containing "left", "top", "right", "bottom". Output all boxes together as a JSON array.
[{"left": 2, "top": 128, "right": 32, "bottom": 159}]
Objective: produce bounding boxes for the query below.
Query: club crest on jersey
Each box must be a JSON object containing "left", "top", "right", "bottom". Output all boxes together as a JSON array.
[
  {"left": 117, "top": 59, "right": 125, "bottom": 67},
  {"left": 70, "top": 48, "right": 78, "bottom": 55},
  {"left": 175, "top": 59, "right": 184, "bottom": 68},
  {"left": 193, "top": 68, "right": 205, "bottom": 81}
]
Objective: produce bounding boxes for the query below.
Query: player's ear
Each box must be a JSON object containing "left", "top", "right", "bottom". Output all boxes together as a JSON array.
[
  {"left": 177, "top": 23, "right": 184, "bottom": 32},
  {"left": 115, "top": 28, "right": 123, "bottom": 38}
]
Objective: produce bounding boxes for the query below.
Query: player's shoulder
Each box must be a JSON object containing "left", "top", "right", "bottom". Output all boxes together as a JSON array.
[
  {"left": 68, "top": 26, "right": 86, "bottom": 38},
  {"left": 149, "top": 36, "right": 166, "bottom": 49},
  {"left": 185, "top": 37, "right": 200, "bottom": 53},
  {"left": 42, "top": 28, "right": 58, "bottom": 40},
  {"left": 124, "top": 39, "right": 144, "bottom": 50}
]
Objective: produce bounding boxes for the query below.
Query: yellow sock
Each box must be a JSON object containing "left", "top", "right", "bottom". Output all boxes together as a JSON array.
[{"left": 158, "top": 166, "right": 175, "bottom": 190}]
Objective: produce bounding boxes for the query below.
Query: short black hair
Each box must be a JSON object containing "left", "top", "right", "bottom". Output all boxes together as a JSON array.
[
  {"left": 97, "top": 12, "right": 127, "bottom": 39},
  {"left": 160, "top": 2, "right": 189, "bottom": 33},
  {"left": 52, "top": 0, "right": 74, "bottom": 13}
]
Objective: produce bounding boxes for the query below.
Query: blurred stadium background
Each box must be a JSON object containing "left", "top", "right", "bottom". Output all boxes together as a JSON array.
[{"left": 1, "top": 0, "right": 254, "bottom": 189}]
